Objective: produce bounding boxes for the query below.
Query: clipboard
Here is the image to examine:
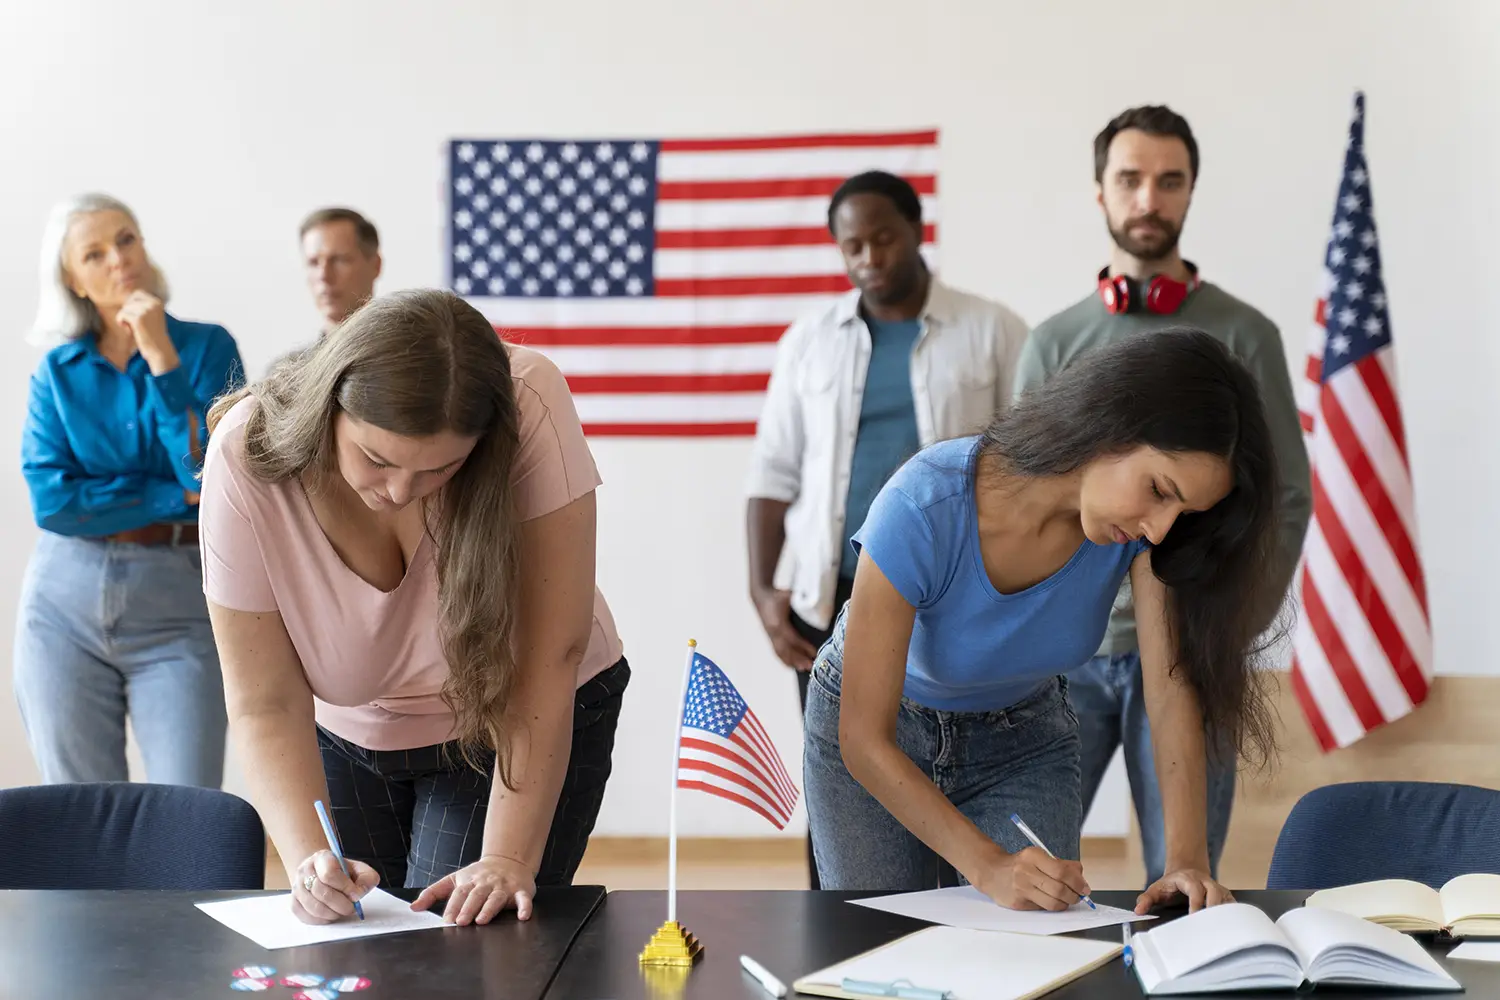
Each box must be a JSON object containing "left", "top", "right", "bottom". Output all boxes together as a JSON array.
[{"left": 792, "top": 925, "right": 1121, "bottom": 1000}]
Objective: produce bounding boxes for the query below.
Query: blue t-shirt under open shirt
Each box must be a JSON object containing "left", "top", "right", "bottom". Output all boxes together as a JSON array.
[
  {"left": 839, "top": 316, "right": 922, "bottom": 580},
  {"left": 848, "top": 435, "right": 1151, "bottom": 712}
]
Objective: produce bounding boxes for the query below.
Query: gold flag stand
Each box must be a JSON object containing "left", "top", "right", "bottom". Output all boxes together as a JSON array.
[
  {"left": 639, "top": 640, "right": 707, "bottom": 970},
  {"left": 638, "top": 919, "right": 704, "bottom": 966}
]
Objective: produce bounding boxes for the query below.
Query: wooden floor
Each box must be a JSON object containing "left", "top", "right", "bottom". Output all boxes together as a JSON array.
[{"left": 265, "top": 835, "right": 1138, "bottom": 892}]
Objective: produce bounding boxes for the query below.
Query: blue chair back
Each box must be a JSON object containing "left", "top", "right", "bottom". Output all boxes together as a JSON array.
[
  {"left": 0, "top": 782, "right": 265, "bottom": 890},
  {"left": 1267, "top": 781, "right": 1500, "bottom": 890}
]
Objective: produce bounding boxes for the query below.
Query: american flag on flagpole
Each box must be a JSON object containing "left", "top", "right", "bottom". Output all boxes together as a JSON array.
[
  {"left": 445, "top": 130, "right": 939, "bottom": 436},
  {"left": 1290, "top": 92, "right": 1432, "bottom": 752},
  {"left": 676, "top": 650, "right": 799, "bottom": 829}
]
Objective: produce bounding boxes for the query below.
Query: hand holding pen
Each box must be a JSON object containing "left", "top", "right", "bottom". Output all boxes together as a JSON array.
[
  {"left": 289, "top": 800, "right": 380, "bottom": 926},
  {"left": 972, "top": 813, "right": 1096, "bottom": 913}
]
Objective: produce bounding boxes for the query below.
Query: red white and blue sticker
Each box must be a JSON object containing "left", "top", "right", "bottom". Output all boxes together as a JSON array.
[
  {"left": 292, "top": 979, "right": 372, "bottom": 999},
  {"left": 280, "top": 974, "right": 326, "bottom": 988},
  {"left": 231, "top": 966, "right": 276, "bottom": 980},
  {"left": 229, "top": 979, "right": 276, "bottom": 992},
  {"left": 326, "top": 977, "right": 372, "bottom": 992}
]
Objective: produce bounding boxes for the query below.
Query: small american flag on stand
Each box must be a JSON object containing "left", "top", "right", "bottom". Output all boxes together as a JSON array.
[
  {"left": 1291, "top": 92, "right": 1432, "bottom": 752},
  {"left": 660, "top": 641, "right": 800, "bottom": 925},
  {"left": 676, "top": 648, "right": 799, "bottom": 829},
  {"left": 445, "top": 130, "right": 938, "bottom": 436}
]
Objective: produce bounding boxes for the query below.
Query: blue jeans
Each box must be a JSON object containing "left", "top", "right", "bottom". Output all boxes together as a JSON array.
[
  {"left": 804, "top": 630, "right": 1082, "bottom": 890},
  {"left": 13, "top": 532, "right": 226, "bottom": 786},
  {"left": 1069, "top": 650, "right": 1236, "bottom": 886}
]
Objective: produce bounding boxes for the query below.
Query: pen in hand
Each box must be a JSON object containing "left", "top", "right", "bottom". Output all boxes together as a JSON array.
[
  {"left": 1009, "top": 812, "right": 1096, "bottom": 910},
  {"left": 314, "top": 800, "right": 364, "bottom": 921}
]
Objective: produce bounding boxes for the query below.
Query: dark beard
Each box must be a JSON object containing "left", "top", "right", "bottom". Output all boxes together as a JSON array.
[{"left": 1107, "top": 213, "right": 1181, "bottom": 262}]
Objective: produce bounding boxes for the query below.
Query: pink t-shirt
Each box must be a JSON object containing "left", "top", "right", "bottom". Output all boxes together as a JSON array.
[{"left": 199, "top": 344, "right": 624, "bottom": 751}]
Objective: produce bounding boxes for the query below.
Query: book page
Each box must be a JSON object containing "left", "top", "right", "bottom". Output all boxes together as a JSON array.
[
  {"left": 1277, "top": 907, "right": 1456, "bottom": 988},
  {"left": 1129, "top": 902, "right": 1290, "bottom": 981},
  {"left": 1441, "top": 873, "right": 1500, "bottom": 923},
  {"left": 1304, "top": 879, "right": 1444, "bottom": 928},
  {"left": 195, "top": 888, "right": 447, "bottom": 950},
  {"left": 794, "top": 926, "right": 1120, "bottom": 1000},
  {"left": 1279, "top": 906, "right": 1431, "bottom": 969}
]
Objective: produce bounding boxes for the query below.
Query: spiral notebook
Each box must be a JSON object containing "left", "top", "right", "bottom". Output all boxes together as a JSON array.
[{"left": 792, "top": 925, "right": 1121, "bottom": 1000}]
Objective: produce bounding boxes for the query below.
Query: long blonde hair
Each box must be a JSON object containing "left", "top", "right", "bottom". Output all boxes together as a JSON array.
[{"left": 209, "top": 289, "right": 523, "bottom": 784}]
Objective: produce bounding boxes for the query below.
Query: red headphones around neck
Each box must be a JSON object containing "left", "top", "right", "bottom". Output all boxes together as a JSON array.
[{"left": 1096, "top": 261, "right": 1200, "bottom": 315}]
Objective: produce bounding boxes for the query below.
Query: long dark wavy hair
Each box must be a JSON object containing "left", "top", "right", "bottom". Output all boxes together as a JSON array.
[{"left": 987, "top": 327, "right": 1282, "bottom": 767}]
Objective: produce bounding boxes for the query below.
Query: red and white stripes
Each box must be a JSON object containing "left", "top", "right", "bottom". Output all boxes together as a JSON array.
[
  {"left": 480, "top": 129, "right": 939, "bottom": 436},
  {"left": 1292, "top": 273, "right": 1431, "bottom": 751}
]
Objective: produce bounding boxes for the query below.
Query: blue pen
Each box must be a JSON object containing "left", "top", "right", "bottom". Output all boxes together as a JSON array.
[
  {"left": 1122, "top": 922, "right": 1135, "bottom": 968},
  {"left": 1009, "top": 813, "right": 1096, "bottom": 910},
  {"left": 314, "top": 800, "right": 364, "bottom": 920}
]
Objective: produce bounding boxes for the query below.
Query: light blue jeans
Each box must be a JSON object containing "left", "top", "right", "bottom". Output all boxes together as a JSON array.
[
  {"left": 13, "top": 532, "right": 226, "bottom": 786},
  {"left": 804, "top": 618, "right": 1083, "bottom": 890},
  {"left": 1069, "top": 650, "right": 1236, "bottom": 886}
]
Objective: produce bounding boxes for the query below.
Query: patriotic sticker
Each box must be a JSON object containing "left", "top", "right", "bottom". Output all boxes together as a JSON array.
[
  {"left": 326, "top": 976, "right": 373, "bottom": 992},
  {"left": 230, "top": 979, "right": 276, "bottom": 992},
  {"left": 281, "top": 974, "right": 326, "bottom": 987},
  {"left": 293, "top": 991, "right": 339, "bottom": 1000},
  {"left": 231, "top": 966, "right": 276, "bottom": 979}
]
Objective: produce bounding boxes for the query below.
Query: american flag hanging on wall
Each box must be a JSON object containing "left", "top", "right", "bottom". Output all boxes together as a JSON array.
[
  {"left": 445, "top": 129, "right": 939, "bottom": 436},
  {"left": 1290, "top": 92, "right": 1432, "bottom": 752}
]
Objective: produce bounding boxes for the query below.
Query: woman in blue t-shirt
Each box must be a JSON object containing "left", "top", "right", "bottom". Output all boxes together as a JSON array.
[{"left": 804, "top": 327, "right": 1280, "bottom": 916}]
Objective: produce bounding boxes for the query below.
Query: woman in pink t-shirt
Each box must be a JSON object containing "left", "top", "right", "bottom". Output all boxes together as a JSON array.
[{"left": 199, "top": 289, "right": 629, "bottom": 926}]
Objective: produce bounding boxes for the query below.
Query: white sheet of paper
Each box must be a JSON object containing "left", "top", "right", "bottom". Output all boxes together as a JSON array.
[
  {"left": 849, "top": 885, "right": 1157, "bottom": 936},
  {"left": 195, "top": 888, "right": 447, "bottom": 950},
  {"left": 1449, "top": 941, "right": 1500, "bottom": 962}
]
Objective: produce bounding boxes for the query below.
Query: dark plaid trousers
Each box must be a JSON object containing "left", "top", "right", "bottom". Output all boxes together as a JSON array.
[{"left": 317, "top": 657, "right": 630, "bottom": 890}]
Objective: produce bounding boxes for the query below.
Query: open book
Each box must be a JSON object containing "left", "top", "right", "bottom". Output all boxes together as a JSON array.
[
  {"left": 793, "top": 925, "right": 1121, "bottom": 1000},
  {"left": 1128, "top": 902, "right": 1460, "bottom": 995},
  {"left": 1306, "top": 874, "right": 1500, "bottom": 936}
]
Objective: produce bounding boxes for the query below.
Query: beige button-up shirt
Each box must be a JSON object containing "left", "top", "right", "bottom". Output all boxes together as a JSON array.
[{"left": 746, "top": 279, "right": 1029, "bottom": 630}]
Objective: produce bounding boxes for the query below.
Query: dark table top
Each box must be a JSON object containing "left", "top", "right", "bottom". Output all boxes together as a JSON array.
[
  {"left": 543, "top": 889, "right": 1500, "bottom": 999},
  {"left": 0, "top": 885, "right": 605, "bottom": 1000}
]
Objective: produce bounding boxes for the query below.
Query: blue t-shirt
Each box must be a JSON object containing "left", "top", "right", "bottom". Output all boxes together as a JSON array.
[
  {"left": 839, "top": 316, "right": 922, "bottom": 579},
  {"left": 848, "top": 436, "right": 1150, "bottom": 711}
]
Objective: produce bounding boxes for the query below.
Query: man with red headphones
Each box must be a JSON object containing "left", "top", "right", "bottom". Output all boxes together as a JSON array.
[{"left": 1013, "top": 105, "right": 1311, "bottom": 889}]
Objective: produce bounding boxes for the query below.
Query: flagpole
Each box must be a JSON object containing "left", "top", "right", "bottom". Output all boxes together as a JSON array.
[
  {"left": 667, "top": 638, "right": 696, "bottom": 924},
  {"left": 638, "top": 639, "right": 704, "bottom": 970}
]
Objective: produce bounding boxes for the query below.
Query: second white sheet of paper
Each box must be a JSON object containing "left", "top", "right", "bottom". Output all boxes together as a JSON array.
[{"left": 849, "top": 885, "right": 1158, "bottom": 935}]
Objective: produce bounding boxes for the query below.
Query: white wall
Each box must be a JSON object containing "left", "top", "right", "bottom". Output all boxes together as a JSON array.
[{"left": 0, "top": 0, "right": 1495, "bottom": 842}]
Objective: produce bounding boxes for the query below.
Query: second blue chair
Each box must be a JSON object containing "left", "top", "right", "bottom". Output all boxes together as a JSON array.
[{"left": 1267, "top": 780, "right": 1500, "bottom": 890}]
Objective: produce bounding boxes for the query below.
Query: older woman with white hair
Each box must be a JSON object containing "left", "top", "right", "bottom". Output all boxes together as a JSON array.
[{"left": 16, "top": 193, "right": 245, "bottom": 786}]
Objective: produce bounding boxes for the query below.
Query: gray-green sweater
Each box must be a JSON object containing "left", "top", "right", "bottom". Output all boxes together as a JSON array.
[{"left": 1011, "top": 282, "right": 1312, "bottom": 656}]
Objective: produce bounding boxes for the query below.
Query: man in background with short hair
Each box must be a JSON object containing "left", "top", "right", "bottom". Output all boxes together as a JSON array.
[
  {"left": 1013, "top": 105, "right": 1311, "bottom": 888},
  {"left": 301, "top": 207, "right": 382, "bottom": 335},
  {"left": 747, "top": 170, "right": 1030, "bottom": 888}
]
